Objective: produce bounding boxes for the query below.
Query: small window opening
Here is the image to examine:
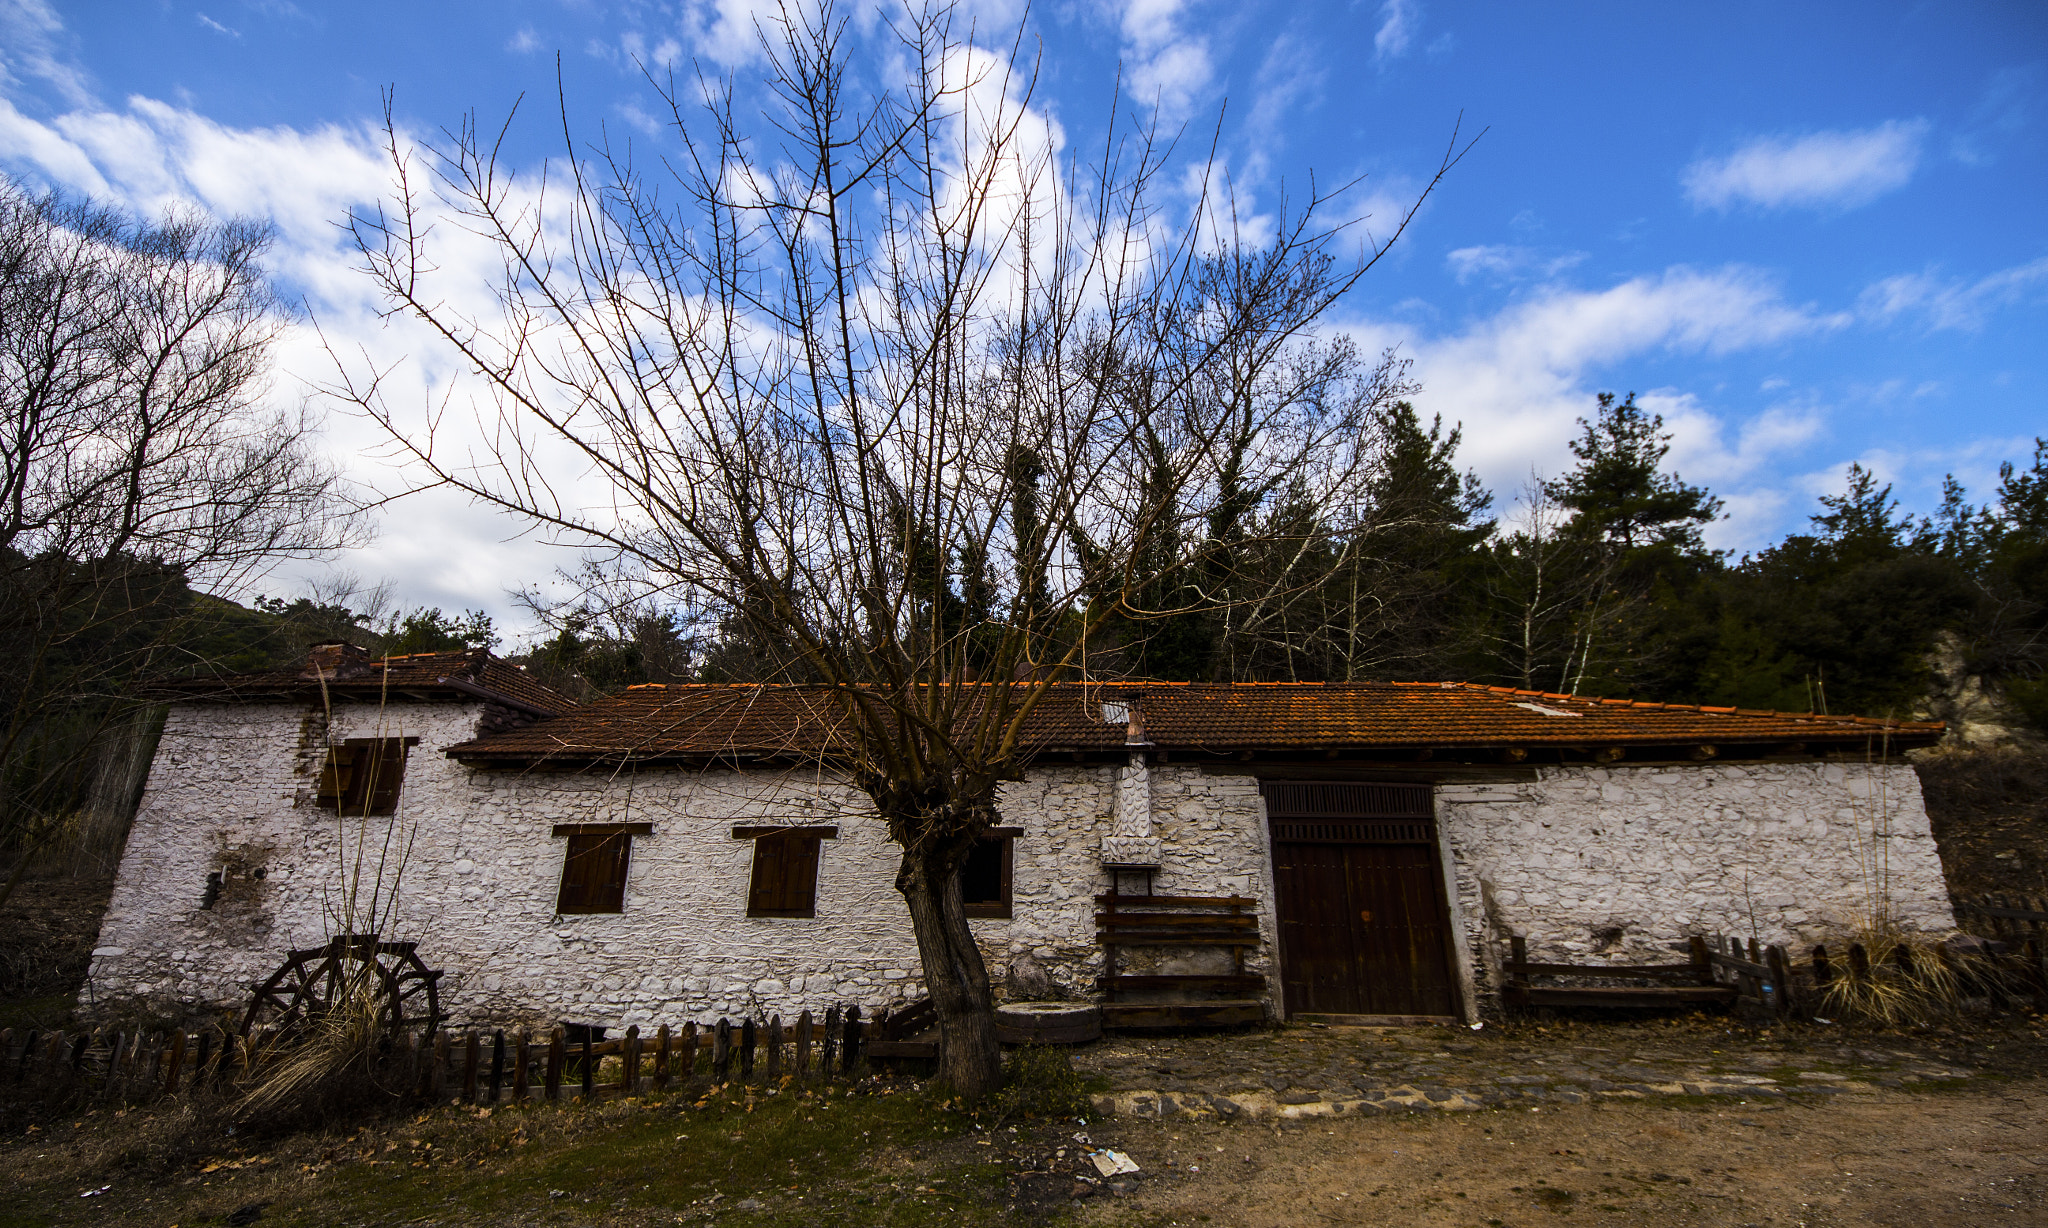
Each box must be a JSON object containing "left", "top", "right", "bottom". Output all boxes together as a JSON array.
[
  {"left": 201, "top": 871, "right": 222, "bottom": 910},
  {"left": 961, "top": 830, "right": 1018, "bottom": 919},
  {"left": 314, "top": 737, "right": 415, "bottom": 815}
]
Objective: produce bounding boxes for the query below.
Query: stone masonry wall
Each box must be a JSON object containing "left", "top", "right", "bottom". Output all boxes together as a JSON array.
[
  {"left": 1437, "top": 761, "right": 1955, "bottom": 1008},
  {"left": 90, "top": 700, "right": 1951, "bottom": 1028},
  {"left": 86, "top": 703, "right": 1278, "bottom": 1029}
]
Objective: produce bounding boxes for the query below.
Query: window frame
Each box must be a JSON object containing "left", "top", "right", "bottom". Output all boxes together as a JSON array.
[
  {"left": 552, "top": 822, "right": 653, "bottom": 915},
  {"left": 735, "top": 825, "right": 838, "bottom": 919},
  {"left": 961, "top": 827, "right": 1022, "bottom": 919},
  {"left": 313, "top": 736, "right": 419, "bottom": 816}
]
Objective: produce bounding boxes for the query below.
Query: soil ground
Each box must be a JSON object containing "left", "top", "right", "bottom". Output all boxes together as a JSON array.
[{"left": 3, "top": 1017, "right": 2045, "bottom": 1228}]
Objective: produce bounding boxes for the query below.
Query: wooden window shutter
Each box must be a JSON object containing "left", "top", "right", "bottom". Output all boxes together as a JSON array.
[
  {"left": 360, "top": 739, "right": 408, "bottom": 815},
  {"left": 557, "top": 833, "right": 631, "bottom": 914},
  {"left": 315, "top": 745, "right": 357, "bottom": 802},
  {"left": 747, "top": 832, "right": 821, "bottom": 918},
  {"left": 317, "top": 738, "right": 412, "bottom": 814}
]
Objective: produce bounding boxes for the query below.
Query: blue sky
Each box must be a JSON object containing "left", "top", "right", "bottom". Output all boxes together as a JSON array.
[{"left": 2, "top": 1, "right": 2043, "bottom": 638}]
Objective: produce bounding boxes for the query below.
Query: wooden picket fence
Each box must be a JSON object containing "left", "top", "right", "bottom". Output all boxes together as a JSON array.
[
  {"left": 0, "top": 1002, "right": 935, "bottom": 1111},
  {"left": 1508, "top": 924, "right": 2048, "bottom": 1021}
]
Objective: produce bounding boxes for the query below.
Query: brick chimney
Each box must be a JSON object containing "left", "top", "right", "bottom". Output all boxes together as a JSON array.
[{"left": 301, "top": 641, "right": 373, "bottom": 681}]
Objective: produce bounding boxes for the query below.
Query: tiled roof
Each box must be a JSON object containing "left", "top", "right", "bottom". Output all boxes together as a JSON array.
[
  {"left": 441, "top": 680, "right": 1940, "bottom": 763},
  {"left": 157, "top": 647, "right": 576, "bottom": 715}
]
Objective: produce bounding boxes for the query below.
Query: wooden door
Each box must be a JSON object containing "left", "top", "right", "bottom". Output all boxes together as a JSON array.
[{"left": 1265, "top": 782, "right": 1458, "bottom": 1018}]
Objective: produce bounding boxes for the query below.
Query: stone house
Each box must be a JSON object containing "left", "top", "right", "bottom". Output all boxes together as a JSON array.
[{"left": 85, "top": 645, "right": 1954, "bottom": 1029}]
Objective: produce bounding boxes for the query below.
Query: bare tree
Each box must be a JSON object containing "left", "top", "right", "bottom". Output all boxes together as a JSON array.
[
  {"left": 333, "top": 0, "right": 1459, "bottom": 1094},
  {"left": 0, "top": 176, "right": 357, "bottom": 905}
]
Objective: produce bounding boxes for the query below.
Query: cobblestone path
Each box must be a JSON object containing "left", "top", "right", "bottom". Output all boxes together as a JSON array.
[{"left": 1070, "top": 1020, "right": 1988, "bottom": 1118}]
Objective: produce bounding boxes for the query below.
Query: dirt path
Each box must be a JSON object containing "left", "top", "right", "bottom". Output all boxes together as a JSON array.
[{"left": 1085, "top": 1082, "right": 2048, "bottom": 1227}]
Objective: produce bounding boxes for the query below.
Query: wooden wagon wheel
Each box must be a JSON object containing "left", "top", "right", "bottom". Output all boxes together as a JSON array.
[{"left": 241, "top": 935, "right": 443, "bottom": 1038}]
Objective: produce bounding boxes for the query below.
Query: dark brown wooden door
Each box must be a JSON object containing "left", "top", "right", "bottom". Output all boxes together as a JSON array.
[{"left": 1265, "top": 782, "right": 1458, "bottom": 1018}]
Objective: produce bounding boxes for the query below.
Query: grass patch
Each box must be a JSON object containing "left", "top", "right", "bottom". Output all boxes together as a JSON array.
[{"left": 0, "top": 1079, "right": 1091, "bottom": 1228}]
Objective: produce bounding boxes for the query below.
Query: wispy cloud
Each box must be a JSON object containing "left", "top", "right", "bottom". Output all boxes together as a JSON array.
[
  {"left": 506, "top": 26, "right": 541, "bottom": 54},
  {"left": 196, "top": 13, "right": 240, "bottom": 38},
  {"left": 0, "top": 0, "right": 95, "bottom": 107},
  {"left": 1860, "top": 256, "right": 2048, "bottom": 331},
  {"left": 1444, "top": 243, "right": 1586, "bottom": 284},
  {"left": 1683, "top": 119, "right": 1928, "bottom": 212},
  {"left": 1373, "top": 0, "right": 1417, "bottom": 63},
  {"left": 1119, "top": 0, "right": 1212, "bottom": 119}
]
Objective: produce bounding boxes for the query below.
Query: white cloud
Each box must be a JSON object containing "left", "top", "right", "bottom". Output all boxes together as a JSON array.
[
  {"left": 0, "top": 0, "right": 94, "bottom": 107},
  {"left": 1373, "top": 0, "right": 1416, "bottom": 63},
  {"left": 1118, "top": 0, "right": 1212, "bottom": 120},
  {"left": 1444, "top": 243, "right": 1585, "bottom": 284},
  {"left": 1859, "top": 256, "right": 2048, "bottom": 331},
  {"left": 1683, "top": 119, "right": 1928, "bottom": 212},
  {"left": 196, "top": 13, "right": 240, "bottom": 38},
  {"left": 506, "top": 26, "right": 541, "bottom": 54},
  {"left": 1338, "top": 266, "right": 1851, "bottom": 544}
]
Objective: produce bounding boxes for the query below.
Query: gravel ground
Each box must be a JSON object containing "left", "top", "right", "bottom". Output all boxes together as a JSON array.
[{"left": 1072, "top": 1012, "right": 2047, "bottom": 1119}]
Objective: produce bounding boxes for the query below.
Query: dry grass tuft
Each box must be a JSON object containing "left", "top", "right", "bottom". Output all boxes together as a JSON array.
[{"left": 234, "top": 971, "right": 408, "bottom": 1130}]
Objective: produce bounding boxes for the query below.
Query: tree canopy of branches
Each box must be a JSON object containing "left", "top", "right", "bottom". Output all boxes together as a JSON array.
[
  {"left": 334, "top": 1, "right": 1461, "bottom": 1093},
  {"left": 0, "top": 175, "right": 354, "bottom": 904}
]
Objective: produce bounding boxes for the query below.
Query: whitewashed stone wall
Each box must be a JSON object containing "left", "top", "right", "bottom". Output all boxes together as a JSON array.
[
  {"left": 89, "top": 701, "right": 1952, "bottom": 1026},
  {"left": 86, "top": 703, "right": 1278, "bottom": 1028},
  {"left": 1437, "top": 761, "right": 1954, "bottom": 1005}
]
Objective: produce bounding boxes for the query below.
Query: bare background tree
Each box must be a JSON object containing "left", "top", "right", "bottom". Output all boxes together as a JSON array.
[
  {"left": 333, "top": 0, "right": 1458, "bottom": 1094},
  {"left": 0, "top": 175, "right": 356, "bottom": 906}
]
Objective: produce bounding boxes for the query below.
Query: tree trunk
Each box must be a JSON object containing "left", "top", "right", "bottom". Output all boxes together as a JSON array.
[{"left": 895, "top": 840, "right": 1002, "bottom": 1099}]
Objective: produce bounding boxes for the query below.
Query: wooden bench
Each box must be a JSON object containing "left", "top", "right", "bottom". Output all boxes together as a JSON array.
[{"left": 1503, "top": 935, "right": 1737, "bottom": 1010}]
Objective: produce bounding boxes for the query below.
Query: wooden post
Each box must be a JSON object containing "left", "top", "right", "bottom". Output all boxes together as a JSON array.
[
  {"left": 432, "top": 1030, "right": 451, "bottom": 1100},
  {"left": 712, "top": 1019, "right": 731, "bottom": 1082},
  {"left": 623, "top": 1025, "right": 642, "bottom": 1097},
  {"left": 163, "top": 1030, "right": 188, "bottom": 1094},
  {"left": 1848, "top": 942, "right": 1871, "bottom": 982},
  {"left": 654, "top": 1025, "right": 671, "bottom": 1093},
  {"left": 821, "top": 1007, "right": 839, "bottom": 1076},
  {"left": 1765, "top": 946, "right": 1792, "bottom": 1016},
  {"left": 580, "top": 1030, "right": 595, "bottom": 1101},
  {"left": 1893, "top": 942, "right": 1917, "bottom": 976},
  {"left": 1812, "top": 945, "right": 1833, "bottom": 989},
  {"left": 488, "top": 1030, "right": 506, "bottom": 1103},
  {"left": 511, "top": 1029, "right": 530, "bottom": 1103},
  {"left": 795, "top": 1011, "right": 813, "bottom": 1080},
  {"left": 12, "top": 1029, "right": 34, "bottom": 1084},
  {"left": 193, "top": 1031, "right": 213, "bottom": 1088},
  {"left": 544, "top": 1028, "right": 564, "bottom": 1102},
  {"left": 680, "top": 1022, "right": 698, "bottom": 1081},
  {"left": 1747, "top": 937, "right": 1761, "bottom": 964},
  {"left": 739, "top": 1017, "right": 756, "bottom": 1083},
  {"left": 463, "top": 1031, "right": 482, "bottom": 1103},
  {"left": 843, "top": 1006, "right": 862, "bottom": 1073},
  {"left": 1688, "top": 935, "right": 1712, "bottom": 985},
  {"left": 766, "top": 1016, "right": 782, "bottom": 1082}
]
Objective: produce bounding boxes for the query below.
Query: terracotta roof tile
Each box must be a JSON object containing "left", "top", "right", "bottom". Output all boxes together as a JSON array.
[
  {"left": 440, "top": 680, "right": 1941, "bottom": 763},
  {"left": 157, "top": 648, "right": 576, "bottom": 715}
]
